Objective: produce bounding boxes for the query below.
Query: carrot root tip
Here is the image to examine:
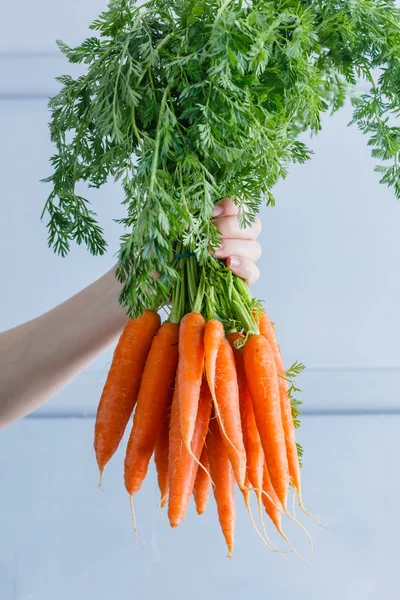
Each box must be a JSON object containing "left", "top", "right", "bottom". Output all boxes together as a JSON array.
[
  {"left": 243, "top": 490, "right": 278, "bottom": 553},
  {"left": 256, "top": 492, "right": 282, "bottom": 554},
  {"left": 279, "top": 529, "right": 310, "bottom": 564},
  {"left": 129, "top": 496, "right": 145, "bottom": 551},
  {"left": 283, "top": 507, "right": 314, "bottom": 554},
  {"left": 158, "top": 498, "right": 167, "bottom": 520},
  {"left": 297, "top": 494, "right": 324, "bottom": 528},
  {"left": 183, "top": 439, "right": 214, "bottom": 487},
  {"left": 258, "top": 487, "right": 281, "bottom": 510},
  {"left": 292, "top": 489, "right": 297, "bottom": 520}
]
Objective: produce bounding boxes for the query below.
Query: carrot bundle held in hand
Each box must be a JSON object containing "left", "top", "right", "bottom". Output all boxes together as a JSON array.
[
  {"left": 41, "top": 0, "right": 400, "bottom": 560},
  {"left": 43, "top": 0, "right": 400, "bottom": 560},
  {"left": 90, "top": 253, "right": 312, "bottom": 557}
]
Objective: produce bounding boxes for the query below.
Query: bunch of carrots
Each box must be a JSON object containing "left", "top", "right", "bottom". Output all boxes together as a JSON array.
[
  {"left": 94, "top": 257, "right": 311, "bottom": 557},
  {"left": 42, "top": 0, "right": 400, "bottom": 559}
]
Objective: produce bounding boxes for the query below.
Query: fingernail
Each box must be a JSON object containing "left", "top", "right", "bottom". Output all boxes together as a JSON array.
[
  {"left": 229, "top": 256, "right": 240, "bottom": 268},
  {"left": 212, "top": 204, "right": 223, "bottom": 217}
]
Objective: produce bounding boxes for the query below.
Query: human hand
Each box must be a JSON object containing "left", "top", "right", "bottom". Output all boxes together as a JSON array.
[{"left": 212, "top": 198, "right": 262, "bottom": 286}]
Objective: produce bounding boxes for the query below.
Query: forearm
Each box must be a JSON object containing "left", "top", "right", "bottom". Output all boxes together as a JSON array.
[{"left": 0, "top": 268, "right": 128, "bottom": 428}]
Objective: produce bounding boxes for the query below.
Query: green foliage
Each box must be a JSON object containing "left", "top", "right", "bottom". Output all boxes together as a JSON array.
[
  {"left": 43, "top": 0, "right": 400, "bottom": 316},
  {"left": 285, "top": 360, "right": 305, "bottom": 381},
  {"left": 296, "top": 442, "right": 304, "bottom": 468},
  {"left": 285, "top": 360, "right": 305, "bottom": 463}
]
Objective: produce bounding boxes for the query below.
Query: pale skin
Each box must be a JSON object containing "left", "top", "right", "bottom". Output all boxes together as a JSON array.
[{"left": 0, "top": 198, "right": 261, "bottom": 428}]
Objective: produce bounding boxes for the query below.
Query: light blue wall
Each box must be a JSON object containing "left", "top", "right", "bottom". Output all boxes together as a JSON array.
[
  {"left": 1, "top": 2, "right": 400, "bottom": 598},
  {"left": 1, "top": 416, "right": 399, "bottom": 600}
]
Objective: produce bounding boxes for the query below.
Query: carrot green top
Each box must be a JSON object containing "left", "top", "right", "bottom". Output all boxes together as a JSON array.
[{"left": 42, "top": 0, "right": 400, "bottom": 318}]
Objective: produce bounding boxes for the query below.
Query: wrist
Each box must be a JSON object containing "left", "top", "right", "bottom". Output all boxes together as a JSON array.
[{"left": 96, "top": 267, "right": 129, "bottom": 326}]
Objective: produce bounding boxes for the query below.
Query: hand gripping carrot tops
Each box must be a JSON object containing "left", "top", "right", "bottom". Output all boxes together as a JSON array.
[{"left": 93, "top": 253, "right": 312, "bottom": 557}]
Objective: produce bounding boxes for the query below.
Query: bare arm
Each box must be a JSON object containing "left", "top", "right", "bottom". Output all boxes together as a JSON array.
[{"left": 0, "top": 268, "right": 128, "bottom": 428}]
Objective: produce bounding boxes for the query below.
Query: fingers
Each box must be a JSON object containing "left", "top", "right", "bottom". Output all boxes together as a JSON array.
[
  {"left": 211, "top": 197, "right": 262, "bottom": 286},
  {"left": 212, "top": 214, "right": 262, "bottom": 241},
  {"left": 215, "top": 239, "right": 262, "bottom": 263},
  {"left": 227, "top": 256, "right": 260, "bottom": 286}
]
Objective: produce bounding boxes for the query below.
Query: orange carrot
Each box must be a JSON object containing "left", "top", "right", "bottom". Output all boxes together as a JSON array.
[
  {"left": 214, "top": 338, "right": 247, "bottom": 488},
  {"left": 193, "top": 446, "right": 210, "bottom": 515},
  {"left": 207, "top": 413, "right": 236, "bottom": 558},
  {"left": 258, "top": 312, "right": 302, "bottom": 505},
  {"left": 228, "top": 332, "right": 279, "bottom": 549},
  {"left": 243, "top": 334, "right": 289, "bottom": 509},
  {"left": 258, "top": 315, "right": 299, "bottom": 475},
  {"left": 168, "top": 378, "right": 212, "bottom": 528},
  {"left": 154, "top": 410, "right": 170, "bottom": 509},
  {"left": 262, "top": 461, "right": 309, "bottom": 558},
  {"left": 262, "top": 462, "right": 283, "bottom": 534},
  {"left": 204, "top": 318, "right": 224, "bottom": 404},
  {"left": 227, "top": 333, "right": 264, "bottom": 493},
  {"left": 94, "top": 310, "right": 161, "bottom": 478},
  {"left": 177, "top": 312, "right": 206, "bottom": 452},
  {"left": 124, "top": 322, "right": 179, "bottom": 496}
]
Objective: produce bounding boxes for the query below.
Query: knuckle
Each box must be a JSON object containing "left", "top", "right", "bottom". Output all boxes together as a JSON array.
[
  {"left": 249, "top": 266, "right": 260, "bottom": 285},
  {"left": 253, "top": 216, "right": 262, "bottom": 237},
  {"left": 253, "top": 240, "right": 262, "bottom": 260}
]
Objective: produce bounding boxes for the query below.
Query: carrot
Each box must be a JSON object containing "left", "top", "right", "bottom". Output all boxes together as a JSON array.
[
  {"left": 262, "top": 462, "right": 308, "bottom": 558},
  {"left": 214, "top": 338, "right": 247, "bottom": 488},
  {"left": 154, "top": 409, "right": 171, "bottom": 509},
  {"left": 207, "top": 414, "right": 236, "bottom": 559},
  {"left": 227, "top": 333, "right": 263, "bottom": 493},
  {"left": 204, "top": 318, "right": 224, "bottom": 405},
  {"left": 227, "top": 333, "right": 263, "bottom": 488},
  {"left": 228, "top": 332, "right": 278, "bottom": 550},
  {"left": 262, "top": 462, "right": 283, "bottom": 534},
  {"left": 243, "top": 334, "right": 289, "bottom": 509},
  {"left": 258, "top": 312, "right": 302, "bottom": 503},
  {"left": 193, "top": 446, "right": 210, "bottom": 515},
  {"left": 94, "top": 310, "right": 161, "bottom": 479},
  {"left": 168, "top": 377, "right": 212, "bottom": 528},
  {"left": 124, "top": 322, "right": 179, "bottom": 496},
  {"left": 177, "top": 312, "right": 206, "bottom": 453}
]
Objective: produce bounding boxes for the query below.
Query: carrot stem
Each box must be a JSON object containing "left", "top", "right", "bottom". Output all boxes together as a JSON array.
[
  {"left": 231, "top": 286, "right": 258, "bottom": 334},
  {"left": 187, "top": 255, "right": 199, "bottom": 308},
  {"left": 192, "top": 268, "right": 205, "bottom": 314}
]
